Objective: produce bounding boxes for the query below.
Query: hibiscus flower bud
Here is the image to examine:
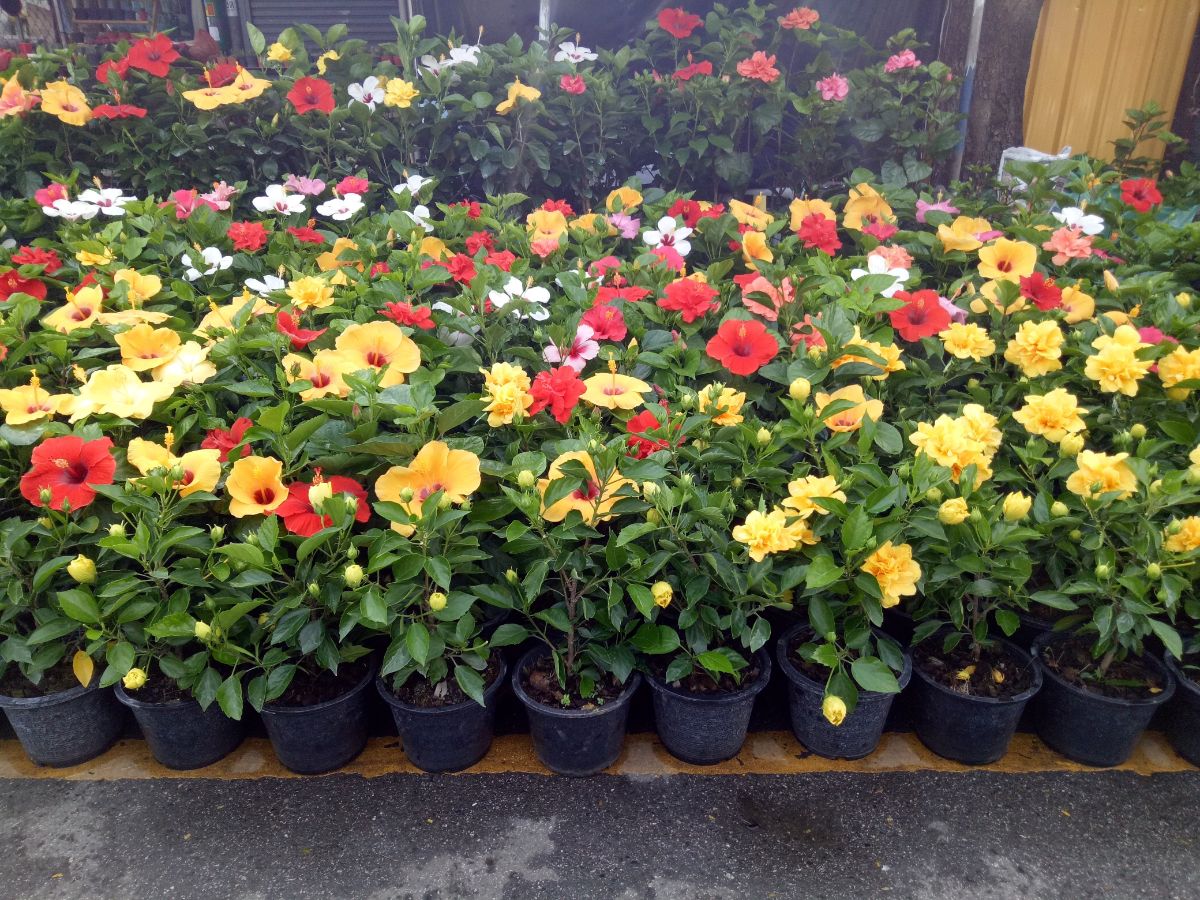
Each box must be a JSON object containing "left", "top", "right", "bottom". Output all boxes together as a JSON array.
[
  {"left": 346, "top": 545, "right": 359, "bottom": 560},
  {"left": 505, "top": 568, "right": 519, "bottom": 584},
  {"left": 1094, "top": 563, "right": 1111, "bottom": 580},
  {"left": 428, "top": 591, "right": 448, "bottom": 611},
  {"left": 821, "top": 694, "right": 847, "bottom": 727},
  {"left": 517, "top": 469, "right": 536, "bottom": 489},
  {"left": 399, "top": 487, "right": 415, "bottom": 502},
  {"left": 68, "top": 554, "right": 97, "bottom": 584},
  {"left": 1050, "top": 501, "right": 1069, "bottom": 518},
  {"left": 344, "top": 564, "right": 364, "bottom": 588},
  {"left": 345, "top": 495, "right": 359, "bottom": 513},
  {"left": 646, "top": 509, "right": 661, "bottom": 524},
  {"left": 642, "top": 481, "right": 658, "bottom": 498},
  {"left": 39, "top": 487, "right": 52, "bottom": 506},
  {"left": 194, "top": 621, "right": 212, "bottom": 640},
  {"left": 756, "top": 427, "right": 772, "bottom": 446},
  {"left": 968, "top": 508, "right": 983, "bottom": 524},
  {"left": 1177, "top": 291, "right": 1192, "bottom": 309},
  {"left": 1069, "top": 529, "right": 1083, "bottom": 541},
  {"left": 210, "top": 525, "right": 224, "bottom": 542},
  {"left": 308, "top": 480, "right": 334, "bottom": 513},
  {"left": 788, "top": 377, "right": 811, "bottom": 402},
  {"left": 1130, "top": 423, "right": 1147, "bottom": 440},
  {"left": 1188, "top": 468, "right": 1200, "bottom": 486},
  {"left": 1147, "top": 563, "right": 1162, "bottom": 580},
  {"left": 1150, "top": 479, "right": 1163, "bottom": 495},
  {"left": 651, "top": 581, "right": 673, "bottom": 608},
  {"left": 123, "top": 667, "right": 148, "bottom": 690},
  {"left": 108, "top": 523, "right": 127, "bottom": 538},
  {"left": 938, "top": 498, "right": 968, "bottom": 525},
  {"left": 1059, "top": 434, "right": 1085, "bottom": 457},
  {"left": 308, "top": 581, "right": 321, "bottom": 596},
  {"left": 681, "top": 473, "right": 694, "bottom": 485},
  {"left": 1168, "top": 520, "right": 1184, "bottom": 536},
  {"left": 1002, "top": 493, "right": 1032, "bottom": 522},
  {"left": 678, "top": 391, "right": 695, "bottom": 410},
  {"left": 925, "top": 487, "right": 943, "bottom": 503},
  {"left": 731, "top": 476, "right": 743, "bottom": 489}
]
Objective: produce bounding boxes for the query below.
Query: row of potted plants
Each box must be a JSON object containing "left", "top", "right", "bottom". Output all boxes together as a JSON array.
[{"left": 0, "top": 137, "right": 1198, "bottom": 776}]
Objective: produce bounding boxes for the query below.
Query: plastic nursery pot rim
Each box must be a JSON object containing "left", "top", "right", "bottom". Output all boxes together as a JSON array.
[
  {"left": 114, "top": 681, "right": 207, "bottom": 711},
  {"left": 0, "top": 676, "right": 99, "bottom": 710},
  {"left": 645, "top": 648, "right": 773, "bottom": 706},
  {"left": 912, "top": 631, "right": 1043, "bottom": 706},
  {"left": 1033, "top": 632, "right": 1176, "bottom": 710},
  {"left": 511, "top": 647, "right": 641, "bottom": 718},
  {"left": 260, "top": 658, "right": 377, "bottom": 717},
  {"left": 1163, "top": 652, "right": 1199, "bottom": 701},
  {"left": 775, "top": 623, "right": 913, "bottom": 695},
  {"left": 375, "top": 655, "right": 508, "bottom": 716}
]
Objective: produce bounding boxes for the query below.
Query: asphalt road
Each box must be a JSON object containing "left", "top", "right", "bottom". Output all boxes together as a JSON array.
[{"left": 2, "top": 770, "right": 1198, "bottom": 900}]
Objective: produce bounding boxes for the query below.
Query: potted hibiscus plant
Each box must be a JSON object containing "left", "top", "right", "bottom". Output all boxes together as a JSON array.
[
  {"left": 490, "top": 437, "right": 644, "bottom": 776},
  {"left": 623, "top": 392, "right": 777, "bottom": 765},
  {"left": 96, "top": 438, "right": 251, "bottom": 770},
  {"left": 369, "top": 438, "right": 510, "bottom": 773},
  {"left": 0, "top": 432, "right": 128, "bottom": 767}
]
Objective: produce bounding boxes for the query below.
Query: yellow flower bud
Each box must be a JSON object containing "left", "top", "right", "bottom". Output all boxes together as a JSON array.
[
  {"left": 1050, "top": 501, "right": 1069, "bottom": 518},
  {"left": 123, "top": 667, "right": 148, "bottom": 691},
  {"left": 505, "top": 568, "right": 519, "bottom": 584},
  {"left": 343, "top": 564, "right": 364, "bottom": 588},
  {"left": 756, "top": 427, "right": 772, "bottom": 446},
  {"left": 108, "top": 523, "right": 126, "bottom": 538},
  {"left": 1130, "top": 423, "right": 1147, "bottom": 440},
  {"left": 821, "top": 694, "right": 847, "bottom": 727},
  {"left": 517, "top": 469, "right": 536, "bottom": 489},
  {"left": 308, "top": 480, "right": 334, "bottom": 513},
  {"left": 938, "top": 498, "right": 969, "bottom": 525},
  {"left": 1002, "top": 492, "right": 1032, "bottom": 522},
  {"left": 789, "top": 377, "right": 811, "bottom": 403},
  {"left": 651, "top": 581, "right": 673, "bottom": 608},
  {"left": 67, "top": 554, "right": 97, "bottom": 584},
  {"left": 646, "top": 509, "right": 661, "bottom": 524},
  {"left": 1177, "top": 291, "right": 1192, "bottom": 309},
  {"left": 399, "top": 487, "right": 415, "bottom": 503},
  {"left": 428, "top": 591, "right": 448, "bottom": 611},
  {"left": 1059, "top": 434, "right": 1085, "bottom": 457},
  {"left": 642, "top": 481, "right": 658, "bottom": 498},
  {"left": 194, "top": 621, "right": 212, "bottom": 640}
]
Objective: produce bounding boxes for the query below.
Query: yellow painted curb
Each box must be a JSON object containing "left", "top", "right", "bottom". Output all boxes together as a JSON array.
[{"left": 0, "top": 731, "right": 1194, "bottom": 780}]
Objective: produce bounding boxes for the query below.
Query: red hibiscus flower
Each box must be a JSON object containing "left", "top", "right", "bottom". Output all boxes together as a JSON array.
[
  {"left": 659, "top": 7, "right": 703, "bottom": 38},
  {"left": 10, "top": 246, "right": 61, "bottom": 274},
  {"left": 667, "top": 198, "right": 722, "bottom": 228},
  {"left": 201, "top": 418, "right": 253, "bottom": 462},
  {"left": 382, "top": 301, "right": 436, "bottom": 329},
  {"left": 20, "top": 436, "right": 116, "bottom": 512},
  {"left": 626, "top": 403, "right": 683, "bottom": 459},
  {"left": 445, "top": 253, "right": 478, "bottom": 284},
  {"left": 581, "top": 303, "right": 627, "bottom": 341},
  {"left": 0, "top": 343, "right": 7, "bottom": 363},
  {"left": 673, "top": 60, "right": 713, "bottom": 83},
  {"left": 288, "top": 225, "right": 326, "bottom": 245},
  {"left": 484, "top": 249, "right": 517, "bottom": 271},
  {"left": 596, "top": 285, "right": 650, "bottom": 304},
  {"left": 658, "top": 278, "right": 719, "bottom": 323},
  {"left": 276, "top": 310, "right": 328, "bottom": 349},
  {"left": 542, "top": 198, "right": 575, "bottom": 217},
  {"left": 861, "top": 219, "right": 899, "bottom": 241},
  {"left": 466, "top": 231, "right": 494, "bottom": 255},
  {"left": 451, "top": 200, "right": 483, "bottom": 219},
  {"left": 96, "top": 57, "right": 129, "bottom": 83},
  {"left": 560, "top": 74, "right": 586, "bottom": 95},
  {"left": 1019, "top": 272, "right": 1062, "bottom": 311},
  {"left": 1120, "top": 178, "right": 1162, "bottom": 214},
  {"left": 528, "top": 366, "right": 586, "bottom": 424},
  {"left": 166, "top": 189, "right": 219, "bottom": 221},
  {"left": 888, "top": 289, "right": 950, "bottom": 341},
  {"left": 650, "top": 245, "right": 686, "bottom": 272},
  {"left": 287, "top": 76, "right": 335, "bottom": 114},
  {"left": 205, "top": 60, "right": 240, "bottom": 88},
  {"left": 126, "top": 35, "right": 180, "bottom": 78},
  {"left": 0, "top": 268, "right": 47, "bottom": 302},
  {"left": 274, "top": 476, "right": 370, "bottom": 537},
  {"left": 228, "top": 220, "right": 269, "bottom": 252},
  {"left": 92, "top": 103, "right": 148, "bottom": 119},
  {"left": 705, "top": 319, "right": 779, "bottom": 375},
  {"left": 335, "top": 175, "right": 370, "bottom": 196},
  {"left": 797, "top": 213, "right": 841, "bottom": 255},
  {"left": 370, "top": 262, "right": 390, "bottom": 278}
]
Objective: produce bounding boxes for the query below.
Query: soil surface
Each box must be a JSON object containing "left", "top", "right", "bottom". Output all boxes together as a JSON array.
[
  {"left": 521, "top": 655, "right": 626, "bottom": 710},
  {"left": 914, "top": 639, "right": 1035, "bottom": 699},
  {"left": 388, "top": 655, "right": 502, "bottom": 708},
  {"left": 1039, "top": 636, "right": 1164, "bottom": 700},
  {"left": 270, "top": 658, "right": 371, "bottom": 708},
  {"left": 0, "top": 658, "right": 82, "bottom": 698},
  {"left": 135, "top": 671, "right": 191, "bottom": 704},
  {"left": 650, "top": 657, "right": 761, "bottom": 695}
]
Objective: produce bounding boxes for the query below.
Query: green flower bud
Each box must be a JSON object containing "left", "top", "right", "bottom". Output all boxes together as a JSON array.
[{"left": 343, "top": 564, "right": 364, "bottom": 588}]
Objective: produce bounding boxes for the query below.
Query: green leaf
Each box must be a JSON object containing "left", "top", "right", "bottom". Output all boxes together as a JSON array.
[
  {"left": 216, "top": 674, "right": 244, "bottom": 720},
  {"left": 805, "top": 554, "right": 843, "bottom": 590},
  {"left": 1150, "top": 619, "right": 1184, "bottom": 661},
  {"left": 488, "top": 623, "right": 530, "bottom": 647},
  {"left": 406, "top": 621, "right": 431, "bottom": 665},
  {"left": 58, "top": 589, "right": 101, "bottom": 624},
  {"left": 425, "top": 556, "right": 452, "bottom": 590},
  {"left": 851, "top": 657, "right": 901, "bottom": 694},
  {"left": 696, "top": 650, "right": 736, "bottom": 676},
  {"left": 631, "top": 623, "right": 679, "bottom": 655},
  {"left": 994, "top": 609, "right": 1020, "bottom": 637},
  {"left": 454, "top": 665, "right": 486, "bottom": 706}
]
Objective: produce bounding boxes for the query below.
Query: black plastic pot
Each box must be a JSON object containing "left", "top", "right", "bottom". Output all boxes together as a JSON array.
[
  {"left": 376, "top": 657, "right": 508, "bottom": 773},
  {"left": 776, "top": 624, "right": 911, "bottom": 759},
  {"left": 115, "top": 683, "right": 245, "bottom": 770},
  {"left": 1163, "top": 653, "right": 1200, "bottom": 766},
  {"left": 1032, "top": 633, "right": 1175, "bottom": 767},
  {"left": 646, "top": 649, "right": 772, "bottom": 765},
  {"left": 260, "top": 661, "right": 375, "bottom": 774},
  {"left": 911, "top": 635, "right": 1042, "bottom": 765},
  {"left": 511, "top": 647, "right": 641, "bottom": 776},
  {"left": 0, "top": 679, "right": 126, "bottom": 767}
]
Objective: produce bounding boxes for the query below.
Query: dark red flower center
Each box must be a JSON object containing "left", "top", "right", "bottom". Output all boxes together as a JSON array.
[
  {"left": 572, "top": 480, "right": 601, "bottom": 501},
  {"left": 253, "top": 488, "right": 276, "bottom": 505}
]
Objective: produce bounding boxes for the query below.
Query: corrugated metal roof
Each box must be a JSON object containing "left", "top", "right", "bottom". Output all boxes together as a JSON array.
[{"left": 245, "top": 0, "right": 400, "bottom": 46}]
